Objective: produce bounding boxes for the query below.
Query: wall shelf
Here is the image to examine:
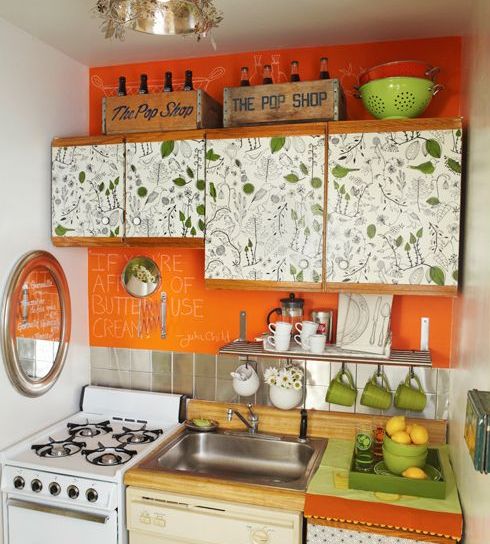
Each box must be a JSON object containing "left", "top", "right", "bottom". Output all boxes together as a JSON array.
[{"left": 218, "top": 341, "right": 432, "bottom": 367}]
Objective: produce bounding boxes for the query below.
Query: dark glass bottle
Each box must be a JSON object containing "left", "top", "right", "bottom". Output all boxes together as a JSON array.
[
  {"left": 290, "top": 61, "right": 300, "bottom": 82},
  {"left": 163, "top": 71, "right": 173, "bottom": 92},
  {"left": 240, "top": 66, "right": 250, "bottom": 86},
  {"left": 262, "top": 64, "right": 273, "bottom": 85},
  {"left": 138, "top": 74, "right": 149, "bottom": 94},
  {"left": 183, "top": 70, "right": 194, "bottom": 91},
  {"left": 319, "top": 57, "right": 330, "bottom": 80},
  {"left": 117, "top": 76, "right": 127, "bottom": 96}
]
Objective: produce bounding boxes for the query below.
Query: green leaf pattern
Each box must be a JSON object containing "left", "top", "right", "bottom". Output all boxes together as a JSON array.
[
  {"left": 51, "top": 143, "right": 125, "bottom": 237},
  {"left": 327, "top": 128, "right": 461, "bottom": 286},
  {"left": 205, "top": 134, "right": 325, "bottom": 283},
  {"left": 126, "top": 139, "right": 205, "bottom": 238}
]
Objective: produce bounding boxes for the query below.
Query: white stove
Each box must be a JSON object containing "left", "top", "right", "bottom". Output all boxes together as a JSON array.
[{"left": 1, "top": 386, "right": 185, "bottom": 544}]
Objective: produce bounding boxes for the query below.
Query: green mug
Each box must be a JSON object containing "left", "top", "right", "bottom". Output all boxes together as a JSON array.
[
  {"left": 360, "top": 371, "right": 392, "bottom": 410},
  {"left": 326, "top": 367, "right": 357, "bottom": 407},
  {"left": 394, "top": 372, "right": 427, "bottom": 412}
]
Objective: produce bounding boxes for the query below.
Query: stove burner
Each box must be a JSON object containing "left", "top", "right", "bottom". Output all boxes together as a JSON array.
[
  {"left": 67, "top": 419, "right": 112, "bottom": 438},
  {"left": 113, "top": 424, "right": 163, "bottom": 445},
  {"left": 82, "top": 442, "right": 137, "bottom": 466},
  {"left": 32, "top": 436, "right": 86, "bottom": 458}
]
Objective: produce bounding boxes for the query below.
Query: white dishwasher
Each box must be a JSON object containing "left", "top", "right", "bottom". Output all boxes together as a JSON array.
[{"left": 127, "top": 487, "right": 303, "bottom": 544}]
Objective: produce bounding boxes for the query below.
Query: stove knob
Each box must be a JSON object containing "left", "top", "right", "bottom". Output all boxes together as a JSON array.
[
  {"left": 67, "top": 485, "right": 79, "bottom": 499},
  {"left": 13, "top": 476, "right": 25, "bottom": 490},
  {"left": 86, "top": 488, "right": 98, "bottom": 503},
  {"left": 31, "top": 479, "right": 42, "bottom": 493},
  {"left": 49, "top": 482, "right": 61, "bottom": 496}
]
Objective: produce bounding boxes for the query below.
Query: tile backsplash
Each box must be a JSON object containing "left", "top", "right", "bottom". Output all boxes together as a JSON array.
[{"left": 90, "top": 347, "right": 450, "bottom": 419}]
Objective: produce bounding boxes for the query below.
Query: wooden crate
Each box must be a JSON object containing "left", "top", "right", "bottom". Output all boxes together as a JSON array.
[
  {"left": 103, "top": 90, "right": 222, "bottom": 134},
  {"left": 223, "top": 79, "right": 346, "bottom": 127}
]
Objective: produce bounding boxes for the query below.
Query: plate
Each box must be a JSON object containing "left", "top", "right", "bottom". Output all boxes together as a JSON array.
[
  {"left": 184, "top": 419, "right": 219, "bottom": 432},
  {"left": 374, "top": 461, "right": 442, "bottom": 480}
]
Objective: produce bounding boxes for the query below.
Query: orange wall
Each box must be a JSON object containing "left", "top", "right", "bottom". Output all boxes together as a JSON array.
[{"left": 88, "top": 36, "right": 462, "bottom": 367}]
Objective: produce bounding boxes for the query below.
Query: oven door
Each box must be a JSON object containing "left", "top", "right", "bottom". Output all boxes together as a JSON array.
[{"left": 7, "top": 498, "right": 118, "bottom": 544}]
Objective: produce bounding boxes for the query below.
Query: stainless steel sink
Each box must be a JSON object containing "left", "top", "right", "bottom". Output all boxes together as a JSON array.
[{"left": 139, "top": 430, "right": 327, "bottom": 491}]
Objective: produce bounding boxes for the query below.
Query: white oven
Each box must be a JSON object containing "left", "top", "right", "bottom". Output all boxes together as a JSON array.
[{"left": 7, "top": 498, "right": 118, "bottom": 544}]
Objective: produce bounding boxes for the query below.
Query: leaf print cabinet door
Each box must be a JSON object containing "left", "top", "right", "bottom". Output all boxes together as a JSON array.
[
  {"left": 125, "top": 131, "right": 206, "bottom": 247},
  {"left": 51, "top": 136, "right": 125, "bottom": 243},
  {"left": 326, "top": 119, "right": 462, "bottom": 295},
  {"left": 205, "top": 128, "right": 326, "bottom": 289}
]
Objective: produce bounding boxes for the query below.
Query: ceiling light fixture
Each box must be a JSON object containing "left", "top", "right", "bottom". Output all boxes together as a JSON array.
[{"left": 93, "top": 0, "right": 222, "bottom": 40}]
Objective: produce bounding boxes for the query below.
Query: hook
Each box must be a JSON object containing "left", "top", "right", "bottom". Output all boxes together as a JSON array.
[
  {"left": 409, "top": 365, "right": 415, "bottom": 378},
  {"left": 377, "top": 364, "right": 382, "bottom": 377},
  {"left": 341, "top": 361, "right": 346, "bottom": 372}
]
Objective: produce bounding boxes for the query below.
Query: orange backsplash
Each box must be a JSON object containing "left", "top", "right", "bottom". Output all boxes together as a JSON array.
[
  {"left": 88, "top": 36, "right": 462, "bottom": 367},
  {"left": 89, "top": 248, "right": 454, "bottom": 366}
]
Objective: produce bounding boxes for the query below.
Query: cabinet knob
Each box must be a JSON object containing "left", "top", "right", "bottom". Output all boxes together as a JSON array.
[
  {"left": 101, "top": 217, "right": 110, "bottom": 225},
  {"left": 251, "top": 529, "right": 269, "bottom": 543}
]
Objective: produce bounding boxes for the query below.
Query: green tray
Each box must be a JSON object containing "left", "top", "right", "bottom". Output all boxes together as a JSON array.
[{"left": 348, "top": 448, "right": 447, "bottom": 499}]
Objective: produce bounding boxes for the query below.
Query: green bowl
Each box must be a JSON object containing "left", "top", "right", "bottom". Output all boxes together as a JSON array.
[
  {"left": 359, "top": 76, "right": 440, "bottom": 119},
  {"left": 383, "top": 435, "right": 428, "bottom": 457},
  {"left": 382, "top": 446, "right": 428, "bottom": 475}
]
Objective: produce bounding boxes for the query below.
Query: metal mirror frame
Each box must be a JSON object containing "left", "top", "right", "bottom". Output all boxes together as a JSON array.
[{"left": 1, "top": 250, "right": 71, "bottom": 397}]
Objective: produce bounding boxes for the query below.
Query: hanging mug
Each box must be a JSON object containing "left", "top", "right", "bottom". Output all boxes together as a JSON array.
[
  {"left": 360, "top": 370, "right": 392, "bottom": 410},
  {"left": 325, "top": 366, "right": 357, "bottom": 407},
  {"left": 394, "top": 371, "right": 427, "bottom": 412}
]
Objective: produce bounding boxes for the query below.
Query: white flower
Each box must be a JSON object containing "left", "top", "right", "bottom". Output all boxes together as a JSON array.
[
  {"left": 263, "top": 367, "right": 279, "bottom": 385},
  {"left": 293, "top": 380, "right": 303, "bottom": 390}
]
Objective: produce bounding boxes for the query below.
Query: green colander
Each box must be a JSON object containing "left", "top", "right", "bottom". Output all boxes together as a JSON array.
[{"left": 357, "top": 77, "right": 443, "bottom": 119}]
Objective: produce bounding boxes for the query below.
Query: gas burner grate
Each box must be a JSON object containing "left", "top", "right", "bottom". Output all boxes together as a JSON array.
[
  {"left": 113, "top": 424, "right": 163, "bottom": 445},
  {"left": 67, "top": 419, "right": 113, "bottom": 438},
  {"left": 82, "top": 442, "right": 137, "bottom": 466},
  {"left": 32, "top": 437, "right": 86, "bottom": 458}
]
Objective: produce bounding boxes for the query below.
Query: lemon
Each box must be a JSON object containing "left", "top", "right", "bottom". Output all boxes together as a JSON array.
[
  {"left": 402, "top": 467, "right": 428, "bottom": 479},
  {"left": 410, "top": 424, "right": 429, "bottom": 445},
  {"left": 406, "top": 424, "right": 413, "bottom": 435},
  {"left": 385, "top": 415, "right": 406, "bottom": 437},
  {"left": 391, "top": 430, "right": 412, "bottom": 444}
]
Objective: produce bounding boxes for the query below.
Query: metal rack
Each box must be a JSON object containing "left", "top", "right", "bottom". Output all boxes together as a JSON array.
[{"left": 218, "top": 340, "right": 432, "bottom": 367}]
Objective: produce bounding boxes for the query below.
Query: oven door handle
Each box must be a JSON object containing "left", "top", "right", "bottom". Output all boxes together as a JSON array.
[{"left": 8, "top": 499, "right": 109, "bottom": 524}]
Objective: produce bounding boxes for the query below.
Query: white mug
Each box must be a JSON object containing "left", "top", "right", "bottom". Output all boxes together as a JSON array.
[
  {"left": 266, "top": 334, "right": 290, "bottom": 352},
  {"left": 308, "top": 334, "right": 327, "bottom": 354},
  {"left": 268, "top": 321, "right": 293, "bottom": 335},
  {"left": 294, "top": 333, "right": 312, "bottom": 350},
  {"left": 295, "top": 320, "right": 318, "bottom": 336}
]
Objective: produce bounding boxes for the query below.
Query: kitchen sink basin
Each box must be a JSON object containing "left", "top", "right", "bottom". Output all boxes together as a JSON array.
[{"left": 138, "top": 430, "right": 327, "bottom": 491}]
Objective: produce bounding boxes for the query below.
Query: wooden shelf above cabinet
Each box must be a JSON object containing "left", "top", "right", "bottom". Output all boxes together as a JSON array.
[{"left": 218, "top": 340, "right": 432, "bottom": 367}]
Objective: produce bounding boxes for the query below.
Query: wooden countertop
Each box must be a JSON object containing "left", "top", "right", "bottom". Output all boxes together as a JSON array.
[{"left": 124, "top": 400, "right": 453, "bottom": 542}]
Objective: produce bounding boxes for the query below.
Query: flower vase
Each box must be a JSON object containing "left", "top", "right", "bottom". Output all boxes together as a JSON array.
[{"left": 269, "top": 384, "right": 302, "bottom": 410}]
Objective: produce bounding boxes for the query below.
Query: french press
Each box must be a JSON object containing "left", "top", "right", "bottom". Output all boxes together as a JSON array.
[{"left": 266, "top": 293, "right": 304, "bottom": 329}]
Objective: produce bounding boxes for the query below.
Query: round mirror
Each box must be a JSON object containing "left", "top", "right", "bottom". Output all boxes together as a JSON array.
[
  {"left": 122, "top": 256, "right": 161, "bottom": 298},
  {"left": 1, "top": 251, "right": 71, "bottom": 397}
]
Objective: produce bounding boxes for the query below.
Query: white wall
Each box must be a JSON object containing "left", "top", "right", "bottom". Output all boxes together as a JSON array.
[
  {"left": 0, "top": 18, "right": 89, "bottom": 446},
  {"left": 449, "top": 1, "right": 490, "bottom": 542}
]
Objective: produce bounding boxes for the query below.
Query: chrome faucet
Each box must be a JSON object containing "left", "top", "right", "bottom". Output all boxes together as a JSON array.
[{"left": 226, "top": 403, "right": 259, "bottom": 434}]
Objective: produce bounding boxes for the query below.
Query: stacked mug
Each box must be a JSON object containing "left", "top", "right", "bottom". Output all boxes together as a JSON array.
[
  {"left": 266, "top": 321, "right": 293, "bottom": 351},
  {"left": 294, "top": 321, "right": 326, "bottom": 354}
]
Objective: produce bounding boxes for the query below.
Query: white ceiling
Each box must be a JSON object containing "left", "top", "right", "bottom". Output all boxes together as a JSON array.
[{"left": 0, "top": 0, "right": 470, "bottom": 67}]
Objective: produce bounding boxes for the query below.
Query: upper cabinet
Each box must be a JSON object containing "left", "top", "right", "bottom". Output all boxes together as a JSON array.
[
  {"left": 52, "top": 136, "right": 125, "bottom": 245},
  {"left": 204, "top": 126, "right": 326, "bottom": 290},
  {"left": 326, "top": 118, "right": 462, "bottom": 295},
  {"left": 125, "top": 131, "right": 206, "bottom": 247}
]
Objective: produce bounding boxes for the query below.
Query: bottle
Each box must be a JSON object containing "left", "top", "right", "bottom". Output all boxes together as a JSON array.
[
  {"left": 240, "top": 66, "right": 250, "bottom": 86},
  {"left": 262, "top": 64, "right": 273, "bottom": 85},
  {"left": 290, "top": 61, "right": 300, "bottom": 82},
  {"left": 117, "top": 76, "right": 127, "bottom": 96},
  {"left": 138, "top": 74, "right": 149, "bottom": 94},
  {"left": 163, "top": 71, "right": 173, "bottom": 92},
  {"left": 319, "top": 57, "right": 330, "bottom": 80},
  {"left": 183, "top": 70, "right": 193, "bottom": 91}
]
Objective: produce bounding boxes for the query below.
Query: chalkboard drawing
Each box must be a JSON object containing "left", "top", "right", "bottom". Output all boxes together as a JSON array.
[
  {"left": 52, "top": 143, "right": 125, "bottom": 238},
  {"left": 126, "top": 138, "right": 206, "bottom": 238},
  {"left": 91, "top": 67, "right": 225, "bottom": 96},
  {"left": 205, "top": 133, "right": 325, "bottom": 283},
  {"left": 327, "top": 128, "right": 462, "bottom": 287}
]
